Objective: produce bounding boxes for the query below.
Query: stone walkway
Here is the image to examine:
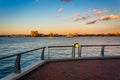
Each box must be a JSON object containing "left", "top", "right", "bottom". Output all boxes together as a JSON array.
[{"left": 18, "top": 58, "right": 120, "bottom": 80}]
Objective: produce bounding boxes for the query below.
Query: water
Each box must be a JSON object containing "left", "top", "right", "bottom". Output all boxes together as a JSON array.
[{"left": 0, "top": 37, "right": 120, "bottom": 79}]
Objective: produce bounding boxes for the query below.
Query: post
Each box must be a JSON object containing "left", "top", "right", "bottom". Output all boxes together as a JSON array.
[
  {"left": 14, "top": 54, "right": 21, "bottom": 73},
  {"left": 41, "top": 47, "right": 45, "bottom": 60},
  {"left": 78, "top": 46, "right": 82, "bottom": 57},
  {"left": 74, "top": 43, "right": 79, "bottom": 57},
  {"left": 101, "top": 46, "right": 105, "bottom": 56},
  {"left": 48, "top": 47, "right": 50, "bottom": 59},
  {"left": 72, "top": 47, "right": 75, "bottom": 57},
  {"left": 46, "top": 46, "right": 50, "bottom": 59}
]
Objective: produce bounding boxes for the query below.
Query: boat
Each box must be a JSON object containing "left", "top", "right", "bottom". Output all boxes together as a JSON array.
[{"left": 0, "top": 43, "right": 120, "bottom": 80}]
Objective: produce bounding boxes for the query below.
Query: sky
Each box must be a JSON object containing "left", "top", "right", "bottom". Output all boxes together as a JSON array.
[{"left": 0, "top": 0, "right": 120, "bottom": 35}]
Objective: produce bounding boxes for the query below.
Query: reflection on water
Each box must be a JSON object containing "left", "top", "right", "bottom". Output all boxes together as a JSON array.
[{"left": 0, "top": 37, "right": 120, "bottom": 78}]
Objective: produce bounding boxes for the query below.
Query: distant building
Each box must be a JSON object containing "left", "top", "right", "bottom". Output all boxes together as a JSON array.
[
  {"left": 66, "top": 33, "right": 73, "bottom": 37},
  {"left": 73, "top": 33, "right": 78, "bottom": 37},
  {"left": 31, "top": 31, "right": 39, "bottom": 37},
  {"left": 49, "top": 33, "right": 54, "bottom": 38}
]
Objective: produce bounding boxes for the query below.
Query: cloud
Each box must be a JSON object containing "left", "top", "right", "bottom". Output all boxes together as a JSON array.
[
  {"left": 72, "top": 14, "right": 90, "bottom": 22},
  {"left": 93, "top": 9, "right": 109, "bottom": 16},
  {"left": 87, "top": 14, "right": 120, "bottom": 24},
  {"left": 86, "top": 19, "right": 98, "bottom": 24},
  {"left": 99, "top": 15, "right": 120, "bottom": 20},
  {"left": 81, "top": 15, "right": 90, "bottom": 20},
  {"left": 72, "top": 13, "right": 80, "bottom": 19},
  {"left": 60, "top": 0, "right": 72, "bottom": 2},
  {"left": 58, "top": 8, "right": 63, "bottom": 13},
  {"left": 73, "top": 18, "right": 81, "bottom": 22}
]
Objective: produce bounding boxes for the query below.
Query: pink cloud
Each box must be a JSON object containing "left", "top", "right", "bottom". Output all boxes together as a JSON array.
[
  {"left": 72, "top": 14, "right": 90, "bottom": 22},
  {"left": 93, "top": 9, "right": 109, "bottom": 16},
  {"left": 87, "top": 14, "right": 120, "bottom": 24},
  {"left": 86, "top": 19, "right": 98, "bottom": 24},
  {"left": 99, "top": 14, "right": 120, "bottom": 20},
  {"left": 73, "top": 18, "right": 81, "bottom": 22},
  {"left": 81, "top": 15, "right": 90, "bottom": 20},
  {"left": 72, "top": 13, "right": 80, "bottom": 19}
]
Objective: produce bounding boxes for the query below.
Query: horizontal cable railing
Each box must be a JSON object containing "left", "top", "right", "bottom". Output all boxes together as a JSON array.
[
  {"left": 80, "top": 45, "right": 120, "bottom": 57},
  {"left": 0, "top": 47, "right": 46, "bottom": 73},
  {"left": 47, "top": 44, "right": 120, "bottom": 58},
  {"left": 48, "top": 45, "right": 74, "bottom": 48},
  {"left": 48, "top": 45, "right": 74, "bottom": 59},
  {"left": 81, "top": 45, "right": 120, "bottom": 47}
]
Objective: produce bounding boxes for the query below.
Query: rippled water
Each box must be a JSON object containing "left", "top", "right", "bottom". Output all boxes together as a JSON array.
[{"left": 0, "top": 37, "right": 120, "bottom": 79}]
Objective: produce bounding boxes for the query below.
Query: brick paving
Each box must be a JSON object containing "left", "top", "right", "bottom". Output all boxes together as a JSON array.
[{"left": 18, "top": 59, "right": 120, "bottom": 80}]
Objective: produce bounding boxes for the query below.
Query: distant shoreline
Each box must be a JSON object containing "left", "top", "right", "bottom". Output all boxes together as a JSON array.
[
  {"left": 1, "top": 32, "right": 120, "bottom": 37},
  {"left": 0, "top": 33, "right": 120, "bottom": 37},
  {"left": 0, "top": 34, "right": 120, "bottom": 37}
]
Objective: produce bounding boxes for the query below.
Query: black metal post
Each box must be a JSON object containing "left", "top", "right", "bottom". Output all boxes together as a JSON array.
[
  {"left": 101, "top": 46, "right": 105, "bottom": 56},
  {"left": 41, "top": 47, "right": 45, "bottom": 60},
  {"left": 78, "top": 46, "right": 82, "bottom": 57},
  {"left": 72, "top": 47, "right": 74, "bottom": 57},
  {"left": 74, "top": 47, "right": 75, "bottom": 57},
  {"left": 48, "top": 47, "right": 50, "bottom": 59},
  {"left": 14, "top": 54, "right": 21, "bottom": 73},
  {"left": 72, "top": 47, "right": 75, "bottom": 57}
]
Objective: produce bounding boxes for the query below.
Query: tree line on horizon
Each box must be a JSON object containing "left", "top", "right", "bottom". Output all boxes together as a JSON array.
[{"left": 0, "top": 32, "right": 120, "bottom": 37}]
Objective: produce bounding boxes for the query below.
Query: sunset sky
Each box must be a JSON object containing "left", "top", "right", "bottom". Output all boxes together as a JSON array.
[{"left": 0, "top": 0, "right": 120, "bottom": 35}]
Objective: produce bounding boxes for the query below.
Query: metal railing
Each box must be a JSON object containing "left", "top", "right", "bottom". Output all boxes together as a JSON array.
[
  {"left": 0, "top": 43, "right": 120, "bottom": 74},
  {"left": 48, "top": 45, "right": 75, "bottom": 58},
  {"left": 47, "top": 44, "right": 120, "bottom": 58},
  {"left": 80, "top": 45, "right": 120, "bottom": 57},
  {"left": 0, "top": 47, "right": 46, "bottom": 73}
]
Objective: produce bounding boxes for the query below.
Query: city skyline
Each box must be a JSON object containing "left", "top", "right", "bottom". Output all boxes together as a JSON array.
[{"left": 0, "top": 0, "right": 120, "bottom": 35}]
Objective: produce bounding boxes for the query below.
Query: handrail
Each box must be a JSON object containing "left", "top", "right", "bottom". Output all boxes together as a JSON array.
[
  {"left": 0, "top": 47, "right": 46, "bottom": 73},
  {"left": 48, "top": 45, "right": 73, "bottom": 48},
  {"left": 1, "top": 44, "right": 119, "bottom": 60},
  {"left": 0, "top": 47, "right": 46, "bottom": 60},
  {"left": 80, "top": 44, "right": 120, "bottom": 57},
  {"left": 81, "top": 45, "right": 120, "bottom": 47},
  {"left": 47, "top": 44, "right": 120, "bottom": 57}
]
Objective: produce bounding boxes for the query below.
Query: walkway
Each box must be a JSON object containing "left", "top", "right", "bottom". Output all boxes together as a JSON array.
[{"left": 18, "top": 58, "right": 120, "bottom": 80}]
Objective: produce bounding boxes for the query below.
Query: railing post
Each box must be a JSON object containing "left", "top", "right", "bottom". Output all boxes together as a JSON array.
[
  {"left": 48, "top": 47, "right": 50, "bottom": 59},
  {"left": 14, "top": 54, "right": 21, "bottom": 73},
  {"left": 72, "top": 47, "right": 75, "bottom": 57},
  {"left": 74, "top": 43, "right": 80, "bottom": 57},
  {"left": 78, "top": 46, "right": 82, "bottom": 57},
  {"left": 41, "top": 47, "right": 45, "bottom": 60},
  {"left": 101, "top": 45, "right": 105, "bottom": 56}
]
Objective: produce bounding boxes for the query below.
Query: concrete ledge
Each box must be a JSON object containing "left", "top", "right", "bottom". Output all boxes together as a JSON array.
[
  {"left": 46, "top": 56, "right": 120, "bottom": 62},
  {"left": 1, "top": 60, "right": 46, "bottom": 80}
]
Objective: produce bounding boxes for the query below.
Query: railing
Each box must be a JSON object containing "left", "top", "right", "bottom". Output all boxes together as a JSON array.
[
  {"left": 80, "top": 45, "right": 120, "bottom": 57},
  {"left": 47, "top": 43, "right": 120, "bottom": 58},
  {"left": 0, "top": 44, "right": 120, "bottom": 74},
  {"left": 0, "top": 47, "right": 46, "bottom": 73},
  {"left": 48, "top": 45, "right": 74, "bottom": 58}
]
